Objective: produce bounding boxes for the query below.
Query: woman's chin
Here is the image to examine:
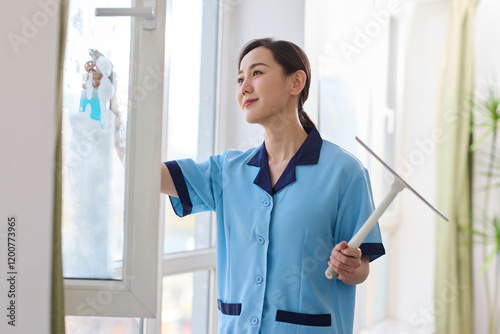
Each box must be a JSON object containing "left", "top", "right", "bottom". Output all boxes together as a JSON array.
[{"left": 243, "top": 111, "right": 260, "bottom": 124}]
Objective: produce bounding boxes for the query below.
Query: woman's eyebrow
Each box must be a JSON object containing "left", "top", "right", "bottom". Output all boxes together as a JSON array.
[{"left": 238, "top": 62, "right": 270, "bottom": 75}]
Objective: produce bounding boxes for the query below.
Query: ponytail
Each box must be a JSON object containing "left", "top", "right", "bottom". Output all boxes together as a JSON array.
[{"left": 298, "top": 107, "right": 314, "bottom": 128}]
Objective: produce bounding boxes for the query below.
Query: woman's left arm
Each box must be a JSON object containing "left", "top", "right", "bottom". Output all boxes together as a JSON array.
[{"left": 328, "top": 241, "right": 370, "bottom": 286}]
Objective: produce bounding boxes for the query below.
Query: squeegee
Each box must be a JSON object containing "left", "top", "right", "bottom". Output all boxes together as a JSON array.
[{"left": 325, "top": 137, "right": 449, "bottom": 280}]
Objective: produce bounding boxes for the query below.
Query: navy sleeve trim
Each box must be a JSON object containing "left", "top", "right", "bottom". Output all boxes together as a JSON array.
[
  {"left": 276, "top": 310, "right": 331, "bottom": 327},
  {"left": 360, "top": 243, "right": 386, "bottom": 262},
  {"left": 217, "top": 300, "right": 241, "bottom": 316},
  {"left": 164, "top": 161, "right": 193, "bottom": 216}
]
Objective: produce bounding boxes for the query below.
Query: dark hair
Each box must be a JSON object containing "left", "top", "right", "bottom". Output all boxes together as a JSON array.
[{"left": 238, "top": 38, "right": 314, "bottom": 128}]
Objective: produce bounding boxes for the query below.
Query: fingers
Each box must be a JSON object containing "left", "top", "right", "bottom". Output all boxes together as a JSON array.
[
  {"left": 91, "top": 72, "right": 103, "bottom": 80},
  {"left": 90, "top": 73, "right": 103, "bottom": 88},
  {"left": 329, "top": 241, "right": 362, "bottom": 280},
  {"left": 333, "top": 241, "right": 362, "bottom": 259},
  {"left": 84, "top": 61, "right": 96, "bottom": 72},
  {"left": 340, "top": 246, "right": 362, "bottom": 259},
  {"left": 82, "top": 80, "right": 101, "bottom": 89},
  {"left": 333, "top": 240, "right": 348, "bottom": 252},
  {"left": 82, "top": 71, "right": 103, "bottom": 89}
]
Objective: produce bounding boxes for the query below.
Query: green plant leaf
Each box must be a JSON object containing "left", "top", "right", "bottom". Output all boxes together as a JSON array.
[
  {"left": 480, "top": 245, "right": 500, "bottom": 275},
  {"left": 470, "top": 87, "right": 500, "bottom": 151},
  {"left": 492, "top": 216, "right": 500, "bottom": 237},
  {"left": 462, "top": 216, "right": 500, "bottom": 245},
  {"left": 460, "top": 224, "right": 490, "bottom": 240},
  {"left": 470, "top": 130, "right": 493, "bottom": 152}
]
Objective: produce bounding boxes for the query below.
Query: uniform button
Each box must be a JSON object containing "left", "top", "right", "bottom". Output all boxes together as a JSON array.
[
  {"left": 255, "top": 275, "right": 263, "bottom": 284},
  {"left": 251, "top": 317, "right": 259, "bottom": 325},
  {"left": 262, "top": 200, "right": 270, "bottom": 207},
  {"left": 257, "top": 236, "right": 265, "bottom": 244}
]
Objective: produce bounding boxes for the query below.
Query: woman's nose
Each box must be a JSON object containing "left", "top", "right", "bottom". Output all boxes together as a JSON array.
[{"left": 240, "top": 78, "right": 252, "bottom": 94}]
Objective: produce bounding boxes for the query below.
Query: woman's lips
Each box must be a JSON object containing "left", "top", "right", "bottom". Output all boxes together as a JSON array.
[{"left": 244, "top": 98, "right": 258, "bottom": 108}]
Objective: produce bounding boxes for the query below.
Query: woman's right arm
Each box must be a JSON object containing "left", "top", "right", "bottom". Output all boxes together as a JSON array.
[
  {"left": 161, "top": 163, "right": 178, "bottom": 197},
  {"left": 84, "top": 61, "right": 177, "bottom": 197}
]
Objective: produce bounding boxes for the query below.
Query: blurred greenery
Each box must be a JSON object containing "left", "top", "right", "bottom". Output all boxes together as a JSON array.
[{"left": 465, "top": 83, "right": 500, "bottom": 334}]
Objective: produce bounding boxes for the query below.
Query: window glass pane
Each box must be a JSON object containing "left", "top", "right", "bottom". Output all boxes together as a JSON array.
[
  {"left": 373, "top": 232, "right": 391, "bottom": 322},
  {"left": 164, "top": 0, "right": 214, "bottom": 254},
  {"left": 306, "top": 0, "right": 395, "bottom": 329},
  {"left": 165, "top": 0, "right": 202, "bottom": 161},
  {"left": 162, "top": 271, "right": 211, "bottom": 333},
  {"left": 61, "top": 0, "right": 131, "bottom": 279},
  {"left": 66, "top": 316, "right": 142, "bottom": 334}
]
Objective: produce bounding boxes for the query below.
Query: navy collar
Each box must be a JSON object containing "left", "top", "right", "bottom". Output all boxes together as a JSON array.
[{"left": 247, "top": 125, "right": 323, "bottom": 195}]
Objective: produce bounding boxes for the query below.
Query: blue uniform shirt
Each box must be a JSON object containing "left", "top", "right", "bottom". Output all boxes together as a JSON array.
[{"left": 165, "top": 126, "right": 385, "bottom": 333}]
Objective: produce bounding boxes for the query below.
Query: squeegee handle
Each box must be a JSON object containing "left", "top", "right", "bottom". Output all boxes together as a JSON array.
[{"left": 325, "top": 178, "right": 404, "bottom": 280}]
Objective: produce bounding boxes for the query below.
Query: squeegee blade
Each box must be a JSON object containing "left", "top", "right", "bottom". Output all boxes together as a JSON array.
[{"left": 355, "top": 136, "right": 449, "bottom": 222}]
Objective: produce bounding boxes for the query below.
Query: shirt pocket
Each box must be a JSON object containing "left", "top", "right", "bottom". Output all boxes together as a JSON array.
[
  {"left": 276, "top": 310, "right": 331, "bottom": 327},
  {"left": 217, "top": 299, "right": 241, "bottom": 316}
]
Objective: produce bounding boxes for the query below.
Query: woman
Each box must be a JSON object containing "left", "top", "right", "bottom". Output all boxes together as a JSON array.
[{"left": 159, "top": 38, "right": 385, "bottom": 333}]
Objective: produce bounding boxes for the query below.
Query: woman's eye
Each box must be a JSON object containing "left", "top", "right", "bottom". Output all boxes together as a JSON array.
[
  {"left": 253, "top": 70, "right": 261, "bottom": 76},
  {"left": 237, "top": 77, "right": 243, "bottom": 84}
]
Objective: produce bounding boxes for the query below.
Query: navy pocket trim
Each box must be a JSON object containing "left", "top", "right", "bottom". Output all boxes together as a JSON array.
[
  {"left": 217, "top": 299, "right": 241, "bottom": 316},
  {"left": 276, "top": 310, "right": 331, "bottom": 327}
]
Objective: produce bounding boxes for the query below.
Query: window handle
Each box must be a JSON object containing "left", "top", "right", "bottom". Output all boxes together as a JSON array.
[{"left": 95, "top": 0, "right": 156, "bottom": 30}]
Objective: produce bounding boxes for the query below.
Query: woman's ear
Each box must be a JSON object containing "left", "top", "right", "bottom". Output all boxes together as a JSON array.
[{"left": 290, "top": 70, "right": 306, "bottom": 96}]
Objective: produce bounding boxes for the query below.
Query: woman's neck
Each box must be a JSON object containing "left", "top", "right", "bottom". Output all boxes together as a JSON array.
[{"left": 263, "top": 118, "right": 308, "bottom": 163}]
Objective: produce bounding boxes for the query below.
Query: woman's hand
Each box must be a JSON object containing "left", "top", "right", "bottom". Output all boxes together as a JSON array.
[
  {"left": 328, "top": 241, "right": 369, "bottom": 285},
  {"left": 81, "top": 58, "right": 125, "bottom": 163},
  {"left": 82, "top": 61, "right": 103, "bottom": 89}
]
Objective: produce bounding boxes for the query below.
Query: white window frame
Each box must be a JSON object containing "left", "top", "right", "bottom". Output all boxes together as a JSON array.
[
  {"left": 64, "top": 0, "right": 167, "bottom": 318},
  {"left": 145, "top": 0, "right": 222, "bottom": 332}
]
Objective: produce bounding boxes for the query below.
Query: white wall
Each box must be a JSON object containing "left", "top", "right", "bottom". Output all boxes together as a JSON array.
[
  {"left": 217, "top": 0, "right": 305, "bottom": 152},
  {"left": 391, "top": 1, "right": 449, "bottom": 331},
  {"left": 0, "top": 1, "right": 59, "bottom": 333}
]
